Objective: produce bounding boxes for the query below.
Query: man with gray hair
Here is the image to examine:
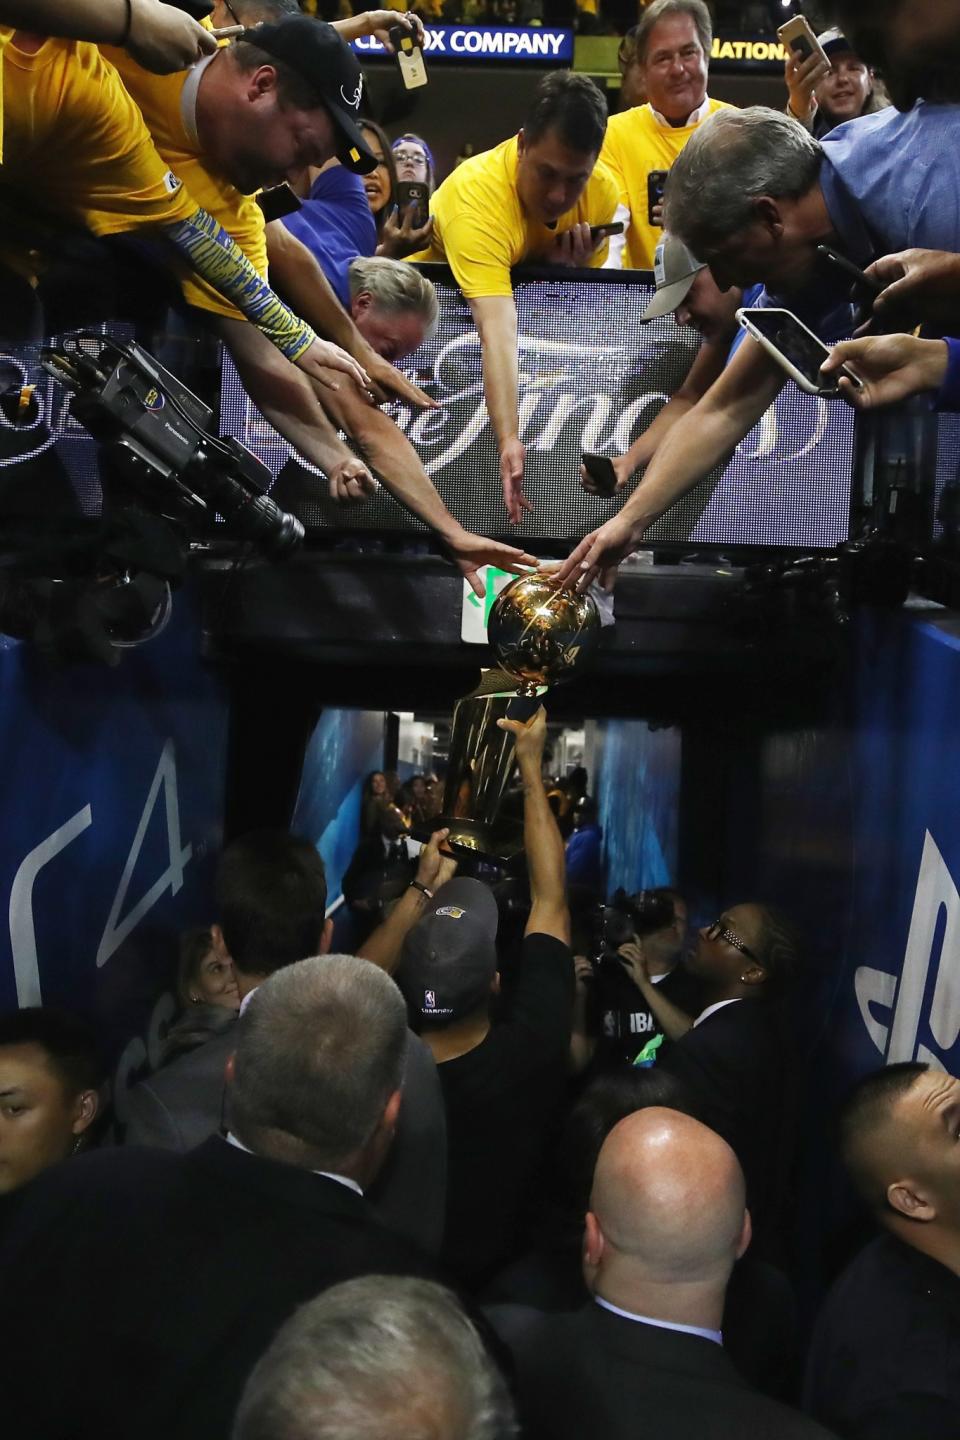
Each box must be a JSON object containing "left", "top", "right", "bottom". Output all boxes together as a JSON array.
[
  {"left": 234, "top": 1275, "right": 516, "bottom": 1440},
  {"left": 556, "top": 98, "right": 960, "bottom": 591},
  {"left": 348, "top": 255, "right": 438, "bottom": 364},
  {"left": 598, "top": 0, "right": 734, "bottom": 270},
  {"left": 0, "top": 955, "right": 440, "bottom": 1440}
]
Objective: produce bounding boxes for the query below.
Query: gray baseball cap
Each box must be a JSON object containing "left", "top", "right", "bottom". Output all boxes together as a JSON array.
[
  {"left": 642, "top": 234, "right": 708, "bottom": 320},
  {"left": 398, "top": 877, "right": 499, "bottom": 1027}
]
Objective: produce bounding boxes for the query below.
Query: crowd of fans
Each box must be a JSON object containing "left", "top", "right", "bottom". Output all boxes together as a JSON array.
[{"left": 3, "top": 703, "right": 958, "bottom": 1436}]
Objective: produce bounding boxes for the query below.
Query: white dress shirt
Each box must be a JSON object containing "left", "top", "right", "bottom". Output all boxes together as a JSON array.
[{"left": 595, "top": 1295, "right": 722, "bottom": 1345}]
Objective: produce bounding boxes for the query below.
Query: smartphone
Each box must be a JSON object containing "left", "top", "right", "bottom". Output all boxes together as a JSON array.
[
  {"left": 582, "top": 452, "right": 619, "bottom": 495},
  {"left": 647, "top": 170, "right": 669, "bottom": 226},
  {"left": 389, "top": 23, "right": 428, "bottom": 89},
  {"left": 589, "top": 221, "right": 625, "bottom": 244},
  {"left": 816, "top": 243, "right": 884, "bottom": 326},
  {"left": 777, "top": 15, "right": 831, "bottom": 68},
  {"left": 257, "top": 183, "right": 301, "bottom": 222},
  {"left": 396, "top": 179, "right": 429, "bottom": 227},
  {"left": 736, "top": 307, "right": 862, "bottom": 396}
]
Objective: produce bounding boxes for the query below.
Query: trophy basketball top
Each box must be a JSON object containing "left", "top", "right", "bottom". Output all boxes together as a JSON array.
[{"left": 488, "top": 575, "right": 600, "bottom": 696}]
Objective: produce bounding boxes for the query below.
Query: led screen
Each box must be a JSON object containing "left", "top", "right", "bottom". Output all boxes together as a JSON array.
[{"left": 220, "top": 269, "right": 856, "bottom": 549}]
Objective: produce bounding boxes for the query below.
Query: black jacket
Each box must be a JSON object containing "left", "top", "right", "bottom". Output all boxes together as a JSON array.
[
  {"left": 0, "top": 1137, "right": 438, "bottom": 1440},
  {"left": 498, "top": 1302, "right": 836, "bottom": 1440}
]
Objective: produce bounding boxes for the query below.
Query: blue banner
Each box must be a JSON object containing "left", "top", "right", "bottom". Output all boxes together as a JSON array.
[{"left": 352, "top": 26, "right": 573, "bottom": 63}]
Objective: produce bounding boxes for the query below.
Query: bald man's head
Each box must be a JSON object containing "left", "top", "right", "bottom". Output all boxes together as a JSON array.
[
  {"left": 586, "top": 1108, "right": 749, "bottom": 1295},
  {"left": 840, "top": 1063, "right": 960, "bottom": 1232}
]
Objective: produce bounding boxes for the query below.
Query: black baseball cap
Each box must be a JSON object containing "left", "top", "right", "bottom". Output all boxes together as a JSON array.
[
  {"left": 241, "top": 17, "right": 378, "bottom": 175},
  {"left": 398, "top": 878, "right": 499, "bottom": 1028}
]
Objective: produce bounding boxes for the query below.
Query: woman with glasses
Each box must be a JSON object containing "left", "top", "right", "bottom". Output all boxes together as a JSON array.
[
  {"left": 391, "top": 132, "right": 436, "bottom": 194},
  {"left": 359, "top": 119, "right": 433, "bottom": 260}
]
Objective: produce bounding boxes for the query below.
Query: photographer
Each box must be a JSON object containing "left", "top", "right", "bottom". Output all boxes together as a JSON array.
[
  {"left": 784, "top": 28, "right": 888, "bottom": 138},
  {"left": 592, "top": 887, "right": 700, "bottom": 1070}
]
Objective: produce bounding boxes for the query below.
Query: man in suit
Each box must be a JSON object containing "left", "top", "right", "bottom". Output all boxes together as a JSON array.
[
  {"left": 495, "top": 1106, "right": 835, "bottom": 1439},
  {"left": 122, "top": 828, "right": 447, "bottom": 1254},
  {"left": 655, "top": 903, "right": 799, "bottom": 1248},
  {"left": 0, "top": 954, "right": 440, "bottom": 1440},
  {"left": 805, "top": 1062, "right": 960, "bottom": 1439}
]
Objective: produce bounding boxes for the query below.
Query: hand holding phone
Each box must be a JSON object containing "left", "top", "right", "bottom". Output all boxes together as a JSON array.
[
  {"left": 396, "top": 180, "right": 429, "bottom": 228},
  {"left": 736, "top": 307, "right": 863, "bottom": 397},
  {"left": 777, "top": 15, "right": 831, "bottom": 69},
  {"left": 389, "top": 22, "right": 428, "bottom": 89},
  {"left": 582, "top": 453, "right": 620, "bottom": 496},
  {"left": 589, "top": 221, "right": 625, "bottom": 245},
  {"left": 647, "top": 170, "right": 668, "bottom": 227}
]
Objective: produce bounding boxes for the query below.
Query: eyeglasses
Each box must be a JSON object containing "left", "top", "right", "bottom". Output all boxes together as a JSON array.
[
  {"left": 705, "top": 919, "right": 760, "bottom": 964},
  {"left": 393, "top": 149, "right": 426, "bottom": 166}
]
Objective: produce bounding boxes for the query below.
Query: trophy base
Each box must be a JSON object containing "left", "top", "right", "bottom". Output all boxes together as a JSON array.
[{"left": 423, "top": 815, "right": 525, "bottom": 865}]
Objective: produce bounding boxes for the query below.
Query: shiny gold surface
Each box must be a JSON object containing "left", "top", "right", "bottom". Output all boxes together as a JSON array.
[{"left": 488, "top": 575, "right": 600, "bottom": 695}]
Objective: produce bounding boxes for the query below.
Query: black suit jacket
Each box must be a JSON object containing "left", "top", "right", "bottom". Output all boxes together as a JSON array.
[
  {"left": 498, "top": 1303, "right": 835, "bottom": 1440},
  {"left": 658, "top": 998, "right": 795, "bottom": 1242},
  {"left": 122, "top": 1020, "right": 447, "bottom": 1255},
  {"left": 0, "top": 1138, "right": 438, "bottom": 1440},
  {"left": 804, "top": 1233, "right": 960, "bottom": 1440}
]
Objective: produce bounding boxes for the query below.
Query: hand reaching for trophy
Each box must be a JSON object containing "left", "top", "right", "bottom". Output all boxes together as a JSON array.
[{"left": 414, "top": 826, "right": 458, "bottom": 894}]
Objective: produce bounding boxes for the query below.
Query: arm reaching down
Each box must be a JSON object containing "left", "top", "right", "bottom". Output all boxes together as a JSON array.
[
  {"left": 8, "top": 0, "right": 216, "bottom": 70},
  {"left": 265, "top": 222, "right": 437, "bottom": 410},
  {"left": 580, "top": 335, "right": 729, "bottom": 494},
  {"left": 559, "top": 336, "right": 785, "bottom": 590},
  {"left": 211, "top": 315, "right": 377, "bottom": 504},
  {"left": 470, "top": 294, "right": 531, "bottom": 525}
]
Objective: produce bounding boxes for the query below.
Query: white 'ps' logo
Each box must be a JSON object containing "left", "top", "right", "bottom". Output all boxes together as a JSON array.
[{"left": 340, "top": 77, "right": 363, "bottom": 110}]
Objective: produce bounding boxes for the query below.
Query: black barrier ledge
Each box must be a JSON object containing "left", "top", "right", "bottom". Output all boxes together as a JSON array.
[{"left": 197, "top": 549, "right": 844, "bottom": 723}]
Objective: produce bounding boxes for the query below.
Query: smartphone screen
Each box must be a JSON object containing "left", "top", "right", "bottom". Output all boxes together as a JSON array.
[{"left": 740, "top": 309, "right": 840, "bottom": 392}]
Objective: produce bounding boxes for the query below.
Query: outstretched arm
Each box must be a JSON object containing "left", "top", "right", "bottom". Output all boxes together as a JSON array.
[
  {"left": 470, "top": 294, "right": 530, "bottom": 525},
  {"left": 617, "top": 942, "right": 694, "bottom": 1040},
  {"left": 357, "top": 829, "right": 457, "bottom": 975},
  {"left": 498, "top": 707, "right": 570, "bottom": 944},
  {"left": 265, "top": 221, "right": 437, "bottom": 410},
  {"left": 558, "top": 336, "right": 784, "bottom": 591},
  {"left": 11, "top": 0, "right": 216, "bottom": 71}
]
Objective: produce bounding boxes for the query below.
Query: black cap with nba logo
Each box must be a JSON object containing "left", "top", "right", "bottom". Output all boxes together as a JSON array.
[
  {"left": 398, "top": 878, "right": 500, "bottom": 1027},
  {"left": 240, "top": 16, "right": 378, "bottom": 175}
]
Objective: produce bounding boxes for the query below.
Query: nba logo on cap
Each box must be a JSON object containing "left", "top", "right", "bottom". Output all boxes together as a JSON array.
[{"left": 424, "top": 989, "right": 436, "bottom": 1009}]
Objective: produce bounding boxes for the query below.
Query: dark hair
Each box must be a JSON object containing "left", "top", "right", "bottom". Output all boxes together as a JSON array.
[
  {"left": 216, "top": 831, "right": 327, "bottom": 978},
  {"left": 229, "top": 38, "right": 328, "bottom": 112},
  {"left": 750, "top": 905, "right": 801, "bottom": 992},
  {"left": 0, "top": 1007, "right": 101, "bottom": 1096},
  {"left": 175, "top": 926, "right": 216, "bottom": 1008},
  {"left": 838, "top": 1062, "right": 928, "bottom": 1207},
  {"left": 603, "top": 887, "right": 677, "bottom": 951},
  {"left": 228, "top": 0, "right": 300, "bottom": 20},
  {"left": 523, "top": 72, "right": 607, "bottom": 157},
  {"left": 559, "top": 1069, "right": 699, "bottom": 1220},
  {"left": 359, "top": 118, "right": 399, "bottom": 234}
]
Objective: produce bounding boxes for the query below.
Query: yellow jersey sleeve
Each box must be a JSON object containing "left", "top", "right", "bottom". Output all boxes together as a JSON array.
[{"left": 0, "top": 37, "right": 197, "bottom": 235}]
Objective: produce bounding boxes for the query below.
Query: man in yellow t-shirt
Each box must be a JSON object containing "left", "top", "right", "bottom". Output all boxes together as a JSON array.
[
  {"left": 600, "top": 0, "right": 734, "bottom": 271},
  {"left": 108, "top": 12, "right": 537, "bottom": 594},
  {"left": 410, "top": 72, "right": 619, "bottom": 524},
  {"left": 0, "top": 0, "right": 212, "bottom": 162}
]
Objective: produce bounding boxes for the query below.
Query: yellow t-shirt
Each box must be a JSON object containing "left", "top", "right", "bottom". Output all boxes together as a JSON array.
[
  {"left": 600, "top": 98, "right": 734, "bottom": 270},
  {"left": 106, "top": 44, "right": 267, "bottom": 317},
  {"left": 410, "top": 135, "right": 620, "bottom": 299},
  {"left": 0, "top": 33, "right": 196, "bottom": 236}
]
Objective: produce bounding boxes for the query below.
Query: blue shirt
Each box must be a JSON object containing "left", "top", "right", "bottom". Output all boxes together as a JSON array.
[
  {"left": 757, "top": 102, "right": 960, "bottom": 341},
  {"left": 281, "top": 166, "right": 377, "bottom": 310}
]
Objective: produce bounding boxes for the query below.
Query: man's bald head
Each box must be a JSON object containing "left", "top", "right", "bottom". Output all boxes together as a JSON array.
[
  {"left": 840, "top": 1063, "right": 960, "bottom": 1231},
  {"left": 587, "top": 1108, "right": 748, "bottom": 1289}
]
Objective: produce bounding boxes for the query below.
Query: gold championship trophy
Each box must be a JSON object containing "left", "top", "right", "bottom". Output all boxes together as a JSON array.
[{"left": 435, "top": 575, "right": 600, "bottom": 860}]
